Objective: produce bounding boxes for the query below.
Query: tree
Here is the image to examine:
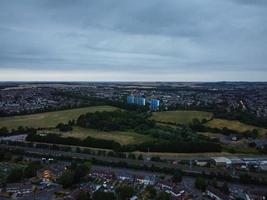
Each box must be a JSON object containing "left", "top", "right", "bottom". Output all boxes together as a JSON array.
[
  {"left": 0, "top": 127, "right": 9, "bottom": 135},
  {"left": 59, "top": 161, "right": 91, "bottom": 188},
  {"left": 172, "top": 170, "right": 183, "bottom": 184},
  {"left": 210, "top": 177, "right": 218, "bottom": 188},
  {"left": 156, "top": 192, "right": 171, "bottom": 200},
  {"left": 138, "top": 154, "right": 143, "bottom": 160},
  {"left": 92, "top": 191, "right": 116, "bottom": 200},
  {"left": 3, "top": 152, "right": 12, "bottom": 161},
  {"left": 56, "top": 123, "right": 73, "bottom": 132},
  {"left": 128, "top": 153, "right": 136, "bottom": 160},
  {"left": 221, "top": 182, "right": 230, "bottom": 194},
  {"left": 145, "top": 185, "right": 157, "bottom": 199},
  {"left": 33, "top": 186, "right": 38, "bottom": 200},
  {"left": 73, "top": 162, "right": 91, "bottom": 183},
  {"left": 77, "top": 191, "right": 91, "bottom": 200},
  {"left": 151, "top": 156, "right": 161, "bottom": 162},
  {"left": 7, "top": 168, "right": 24, "bottom": 183},
  {"left": 58, "top": 170, "right": 75, "bottom": 188},
  {"left": 24, "top": 162, "right": 40, "bottom": 178},
  {"left": 116, "top": 185, "right": 135, "bottom": 200},
  {"left": 0, "top": 151, "right": 12, "bottom": 162},
  {"left": 240, "top": 174, "right": 252, "bottom": 184},
  {"left": 195, "top": 177, "right": 207, "bottom": 191}
]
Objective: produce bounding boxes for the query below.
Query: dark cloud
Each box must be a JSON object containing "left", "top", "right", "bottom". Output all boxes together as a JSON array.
[{"left": 0, "top": 0, "right": 266, "bottom": 80}]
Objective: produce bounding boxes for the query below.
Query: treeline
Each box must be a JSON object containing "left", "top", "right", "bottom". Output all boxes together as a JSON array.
[
  {"left": 6, "top": 161, "right": 41, "bottom": 183},
  {"left": 56, "top": 123, "right": 73, "bottom": 132},
  {"left": 26, "top": 133, "right": 121, "bottom": 150},
  {"left": 214, "top": 110, "right": 267, "bottom": 129},
  {"left": 0, "top": 126, "right": 36, "bottom": 137},
  {"left": 77, "top": 110, "right": 153, "bottom": 131},
  {"left": 0, "top": 149, "right": 42, "bottom": 183},
  {"left": 26, "top": 132, "right": 221, "bottom": 153}
]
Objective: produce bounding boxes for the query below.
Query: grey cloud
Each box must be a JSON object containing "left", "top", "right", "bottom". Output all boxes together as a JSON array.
[
  {"left": 0, "top": 0, "right": 266, "bottom": 80},
  {"left": 229, "top": 0, "right": 267, "bottom": 6}
]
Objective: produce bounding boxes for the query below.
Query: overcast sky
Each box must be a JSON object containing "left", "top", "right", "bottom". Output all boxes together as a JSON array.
[{"left": 0, "top": 0, "right": 266, "bottom": 81}]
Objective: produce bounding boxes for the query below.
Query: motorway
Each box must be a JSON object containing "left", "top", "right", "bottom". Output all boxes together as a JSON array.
[{"left": 1, "top": 144, "right": 267, "bottom": 181}]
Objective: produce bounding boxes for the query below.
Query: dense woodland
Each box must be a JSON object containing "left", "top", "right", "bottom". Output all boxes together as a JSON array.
[{"left": 76, "top": 110, "right": 152, "bottom": 131}]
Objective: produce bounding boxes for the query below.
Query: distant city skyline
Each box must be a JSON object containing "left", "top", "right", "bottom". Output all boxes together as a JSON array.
[{"left": 0, "top": 0, "right": 267, "bottom": 81}]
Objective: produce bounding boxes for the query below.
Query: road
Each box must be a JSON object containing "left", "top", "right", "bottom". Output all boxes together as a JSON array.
[
  {"left": 1, "top": 143, "right": 267, "bottom": 181},
  {"left": 18, "top": 186, "right": 61, "bottom": 200}
]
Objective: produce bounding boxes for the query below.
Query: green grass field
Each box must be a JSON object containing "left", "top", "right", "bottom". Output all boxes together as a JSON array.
[
  {"left": 205, "top": 118, "right": 267, "bottom": 136},
  {"left": 0, "top": 105, "right": 119, "bottom": 129},
  {"left": 40, "top": 126, "right": 153, "bottom": 145},
  {"left": 150, "top": 110, "right": 213, "bottom": 125}
]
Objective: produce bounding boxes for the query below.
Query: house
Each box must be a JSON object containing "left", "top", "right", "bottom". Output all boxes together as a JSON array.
[
  {"left": 5, "top": 183, "right": 33, "bottom": 195},
  {"left": 206, "top": 186, "right": 229, "bottom": 200},
  {"left": 116, "top": 172, "right": 134, "bottom": 182},
  {"left": 195, "top": 160, "right": 208, "bottom": 167},
  {"left": 90, "top": 170, "right": 115, "bottom": 180},
  {"left": 130, "top": 195, "right": 138, "bottom": 200},
  {"left": 165, "top": 186, "right": 192, "bottom": 200},
  {"left": 248, "top": 189, "right": 267, "bottom": 200},
  {"left": 259, "top": 161, "right": 267, "bottom": 172},
  {"left": 37, "top": 163, "right": 68, "bottom": 181},
  {"left": 166, "top": 188, "right": 185, "bottom": 197},
  {"left": 254, "top": 139, "right": 267, "bottom": 149},
  {"left": 229, "top": 157, "right": 246, "bottom": 168},
  {"left": 211, "top": 157, "right": 232, "bottom": 167},
  {"left": 157, "top": 180, "right": 173, "bottom": 190},
  {"left": 136, "top": 175, "right": 155, "bottom": 185}
]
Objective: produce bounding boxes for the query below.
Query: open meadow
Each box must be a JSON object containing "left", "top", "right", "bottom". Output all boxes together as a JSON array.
[
  {"left": 205, "top": 118, "right": 267, "bottom": 136},
  {"left": 41, "top": 126, "right": 153, "bottom": 145},
  {"left": 150, "top": 110, "right": 213, "bottom": 125},
  {"left": 0, "top": 105, "right": 119, "bottom": 129},
  {"left": 151, "top": 110, "right": 267, "bottom": 136}
]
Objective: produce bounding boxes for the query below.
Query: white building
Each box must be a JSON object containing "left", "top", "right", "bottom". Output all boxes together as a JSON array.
[{"left": 211, "top": 157, "right": 232, "bottom": 167}]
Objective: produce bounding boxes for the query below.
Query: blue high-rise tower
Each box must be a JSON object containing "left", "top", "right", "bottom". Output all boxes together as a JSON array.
[
  {"left": 150, "top": 99, "right": 160, "bottom": 111},
  {"left": 127, "top": 95, "right": 135, "bottom": 104},
  {"left": 134, "top": 97, "right": 146, "bottom": 106}
]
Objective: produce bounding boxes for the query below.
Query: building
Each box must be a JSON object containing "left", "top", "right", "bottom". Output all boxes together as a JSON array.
[
  {"left": 195, "top": 160, "right": 208, "bottom": 167},
  {"left": 117, "top": 172, "right": 134, "bottom": 182},
  {"left": 134, "top": 97, "right": 146, "bottom": 106},
  {"left": 136, "top": 175, "right": 155, "bottom": 185},
  {"left": 259, "top": 161, "right": 267, "bottom": 172},
  {"left": 150, "top": 99, "right": 160, "bottom": 111},
  {"left": 211, "top": 157, "right": 232, "bottom": 167},
  {"left": 130, "top": 196, "right": 138, "bottom": 200},
  {"left": 229, "top": 157, "right": 246, "bottom": 168},
  {"left": 127, "top": 95, "right": 145, "bottom": 106},
  {"left": 127, "top": 95, "right": 135, "bottom": 104}
]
